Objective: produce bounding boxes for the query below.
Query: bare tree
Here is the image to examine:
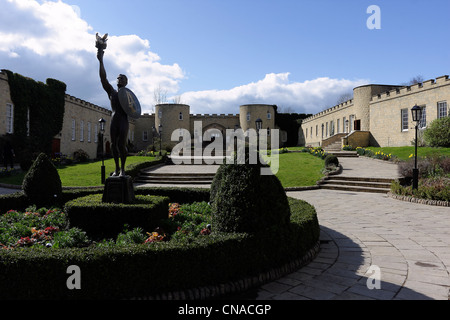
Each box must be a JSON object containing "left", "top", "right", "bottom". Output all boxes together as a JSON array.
[
  {"left": 171, "top": 95, "right": 183, "bottom": 104},
  {"left": 278, "top": 105, "right": 295, "bottom": 114},
  {"left": 153, "top": 85, "right": 168, "bottom": 108},
  {"left": 402, "top": 75, "right": 425, "bottom": 86},
  {"left": 336, "top": 92, "right": 353, "bottom": 105}
]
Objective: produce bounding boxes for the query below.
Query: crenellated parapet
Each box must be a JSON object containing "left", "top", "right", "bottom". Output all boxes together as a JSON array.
[
  {"left": 191, "top": 113, "right": 239, "bottom": 119},
  {"left": 370, "top": 75, "right": 450, "bottom": 104},
  {"left": 65, "top": 94, "right": 111, "bottom": 115},
  {"left": 303, "top": 99, "right": 354, "bottom": 123}
]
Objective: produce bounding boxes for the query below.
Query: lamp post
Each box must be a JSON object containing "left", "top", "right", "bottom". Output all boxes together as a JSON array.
[
  {"left": 99, "top": 118, "right": 106, "bottom": 184},
  {"left": 159, "top": 124, "right": 163, "bottom": 156},
  {"left": 411, "top": 105, "right": 423, "bottom": 190},
  {"left": 255, "top": 118, "right": 263, "bottom": 162}
]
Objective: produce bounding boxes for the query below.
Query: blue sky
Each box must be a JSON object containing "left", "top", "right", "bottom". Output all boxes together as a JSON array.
[{"left": 1, "top": 0, "right": 449, "bottom": 115}]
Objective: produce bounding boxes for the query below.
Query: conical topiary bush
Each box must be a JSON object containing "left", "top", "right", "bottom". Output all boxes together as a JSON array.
[
  {"left": 22, "top": 153, "right": 62, "bottom": 207},
  {"left": 210, "top": 156, "right": 291, "bottom": 234}
]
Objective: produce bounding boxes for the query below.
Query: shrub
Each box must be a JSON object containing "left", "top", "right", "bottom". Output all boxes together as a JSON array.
[
  {"left": 424, "top": 117, "right": 450, "bottom": 147},
  {"left": 210, "top": 160, "right": 291, "bottom": 234},
  {"left": 52, "top": 228, "right": 89, "bottom": 249},
  {"left": 73, "top": 149, "right": 90, "bottom": 163},
  {"left": 324, "top": 154, "right": 339, "bottom": 167},
  {"left": 398, "top": 155, "right": 450, "bottom": 180},
  {"left": 22, "top": 153, "right": 62, "bottom": 208},
  {"left": 64, "top": 194, "right": 170, "bottom": 239}
]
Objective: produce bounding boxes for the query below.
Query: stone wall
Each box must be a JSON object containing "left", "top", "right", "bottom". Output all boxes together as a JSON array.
[
  {"left": 61, "top": 95, "right": 113, "bottom": 159},
  {"left": 369, "top": 76, "right": 450, "bottom": 147},
  {"left": 301, "top": 77, "right": 449, "bottom": 148},
  {"left": 302, "top": 100, "right": 355, "bottom": 147}
]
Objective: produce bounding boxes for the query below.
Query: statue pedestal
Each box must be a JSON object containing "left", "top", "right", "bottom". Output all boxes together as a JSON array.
[{"left": 102, "top": 176, "right": 135, "bottom": 204}]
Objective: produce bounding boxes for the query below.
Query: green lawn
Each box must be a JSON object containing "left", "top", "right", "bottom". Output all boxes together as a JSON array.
[
  {"left": 365, "top": 146, "right": 450, "bottom": 161},
  {"left": 274, "top": 152, "right": 324, "bottom": 187},
  {"left": 0, "top": 152, "right": 324, "bottom": 188},
  {"left": 0, "top": 156, "right": 159, "bottom": 187}
]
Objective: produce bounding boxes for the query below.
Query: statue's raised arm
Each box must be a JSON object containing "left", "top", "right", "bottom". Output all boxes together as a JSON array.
[{"left": 96, "top": 33, "right": 114, "bottom": 96}]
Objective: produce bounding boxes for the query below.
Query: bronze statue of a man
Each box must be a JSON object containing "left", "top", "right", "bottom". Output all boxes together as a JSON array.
[{"left": 96, "top": 34, "right": 130, "bottom": 177}]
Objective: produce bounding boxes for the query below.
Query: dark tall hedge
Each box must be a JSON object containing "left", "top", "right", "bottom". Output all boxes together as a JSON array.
[{"left": 22, "top": 153, "right": 62, "bottom": 208}]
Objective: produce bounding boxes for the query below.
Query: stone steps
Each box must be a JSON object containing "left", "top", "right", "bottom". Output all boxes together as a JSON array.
[
  {"left": 329, "top": 151, "right": 359, "bottom": 158},
  {"left": 168, "top": 156, "right": 226, "bottom": 165},
  {"left": 135, "top": 172, "right": 215, "bottom": 185},
  {"left": 319, "top": 176, "right": 393, "bottom": 194}
]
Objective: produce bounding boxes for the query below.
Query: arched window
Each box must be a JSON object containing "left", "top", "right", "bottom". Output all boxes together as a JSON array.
[
  {"left": 247, "top": 112, "right": 251, "bottom": 122},
  {"left": 267, "top": 111, "right": 271, "bottom": 120}
]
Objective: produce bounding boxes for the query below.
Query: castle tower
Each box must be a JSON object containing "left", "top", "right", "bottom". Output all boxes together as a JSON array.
[
  {"left": 155, "top": 104, "right": 190, "bottom": 148},
  {"left": 239, "top": 104, "right": 276, "bottom": 132},
  {"left": 353, "top": 84, "right": 403, "bottom": 132}
]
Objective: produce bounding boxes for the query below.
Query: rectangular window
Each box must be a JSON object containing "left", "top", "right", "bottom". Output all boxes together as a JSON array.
[
  {"left": 337, "top": 119, "right": 340, "bottom": 133},
  {"left": 438, "top": 101, "right": 447, "bottom": 119},
  {"left": 87, "top": 122, "right": 91, "bottom": 142},
  {"left": 143, "top": 131, "right": 148, "bottom": 141},
  {"left": 401, "top": 109, "right": 409, "bottom": 131},
  {"left": 80, "top": 120, "right": 84, "bottom": 142},
  {"left": 349, "top": 115, "right": 355, "bottom": 132},
  {"left": 71, "top": 119, "right": 76, "bottom": 141},
  {"left": 343, "top": 117, "right": 347, "bottom": 133},
  {"left": 419, "top": 106, "right": 426, "bottom": 129},
  {"left": 94, "top": 124, "right": 98, "bottom": 143},
  {"left": 6, "top": 104, "right": 14, "bottom": 134},
  {"left": 316, "top": 125, "right": 318, "bottom": 136}
]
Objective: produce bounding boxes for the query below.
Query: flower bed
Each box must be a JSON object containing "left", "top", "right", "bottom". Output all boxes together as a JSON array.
[{"left": 0, "top": 188, "right": 320, "bottom": 300}]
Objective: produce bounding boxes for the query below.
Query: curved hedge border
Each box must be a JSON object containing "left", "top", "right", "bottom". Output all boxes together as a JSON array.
[{"left": 0, "top": 189, "right": 319, "bottom": 300}]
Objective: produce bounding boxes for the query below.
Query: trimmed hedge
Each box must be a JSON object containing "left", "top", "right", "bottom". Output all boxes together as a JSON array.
[
  {"left": 0, "top": 186, "right": 210, "bottom": 214},
  {"left": 0, "top": 196, "right": 319, "bottom": 300},
  {"left": 210, "top": 162, "right": 290, "bottom": 233},
  {"left": 64, "top": 194, "right": 170, "bottom": 239}
]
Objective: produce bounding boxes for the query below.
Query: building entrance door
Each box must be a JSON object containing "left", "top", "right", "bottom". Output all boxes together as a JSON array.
[
  {"left": 52, "top": 138, "right": 61, "bottom": 158},
  {"left": 354, "top": 119, "right": 361, "bottom": 131}
]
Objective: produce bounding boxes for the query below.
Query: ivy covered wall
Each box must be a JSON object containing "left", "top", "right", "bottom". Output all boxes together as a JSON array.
[{"left": 3, "top": 70, "right": 66, "bottom": 169}]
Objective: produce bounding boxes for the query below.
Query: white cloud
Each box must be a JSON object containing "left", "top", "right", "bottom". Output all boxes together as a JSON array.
[
  {"left": 0, "top": 0, "right": 368, "bottom": 116},
  {"left": 178, "top": 73, "right": 369, "bottom": 115},
  {"left": 0, "top": 0, "right": 184, "bottom": 113}
]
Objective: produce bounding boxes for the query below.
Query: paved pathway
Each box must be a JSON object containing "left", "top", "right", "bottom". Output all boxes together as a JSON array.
[{"left": 254, "top": 157, "right": 450, "bottom": 300}]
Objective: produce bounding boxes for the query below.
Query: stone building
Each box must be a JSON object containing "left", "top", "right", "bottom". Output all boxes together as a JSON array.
[
  {"left": 302, "top": 75, "right": 450, "bottom": 149},
  {"left": 0, "top": 70, "right": 284, "bottom": 160}
]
